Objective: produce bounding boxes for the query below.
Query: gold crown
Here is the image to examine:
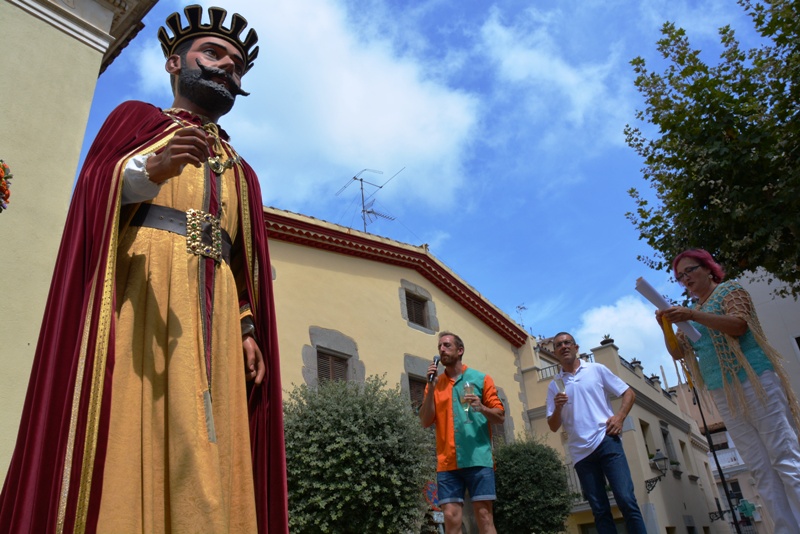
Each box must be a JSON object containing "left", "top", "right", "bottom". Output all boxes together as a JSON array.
[{"left": 158, "top": 5, "right": 259, "bottom": 74}]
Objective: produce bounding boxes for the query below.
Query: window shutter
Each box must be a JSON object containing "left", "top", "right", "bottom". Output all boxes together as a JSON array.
[
  {"left": 409, "top": 377, "right": 427, "bottom": 411},
  {"left": 406, "top": 294, "right": 427, "bottom": 327},
  {"left": 318, "top": 350, "right": 348, "bottom": 382},
  {"left": 332, "top": 356, "right": 347, "bottom": 381}
]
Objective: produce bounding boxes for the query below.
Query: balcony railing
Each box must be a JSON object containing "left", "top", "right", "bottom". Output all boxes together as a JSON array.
[
  {"left": 619, "top": 357, "right": 636, "bottom": 373},
  {"left": 538, "top": 354, "right": 594, "bottom": 381},
  {"left": 539, "top": 363, "right": 560, "bottom": 380},
  {"left": 709, "top": 447, "right": 746, "bottom": 475}
]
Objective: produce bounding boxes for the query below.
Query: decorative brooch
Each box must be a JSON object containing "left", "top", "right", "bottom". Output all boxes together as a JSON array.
[{"left": 208, "top": 154, "right": 241, "bottom": 175}]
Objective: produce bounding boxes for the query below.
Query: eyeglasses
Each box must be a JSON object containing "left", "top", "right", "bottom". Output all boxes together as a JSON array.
[
  {"left": 554, "top": 340, "right": 575, "bottom": 349},
  {"left": 675, "top": 265, "right": 702, "bottom": 282}
]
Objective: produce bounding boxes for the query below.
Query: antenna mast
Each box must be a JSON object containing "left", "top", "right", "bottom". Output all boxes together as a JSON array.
[{"left": 336, "top": 168, "right": 404, "bottom": 232}]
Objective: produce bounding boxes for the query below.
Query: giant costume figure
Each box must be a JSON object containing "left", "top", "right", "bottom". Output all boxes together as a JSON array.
[{"left": 0, "top": 6, "right": 288, "bottom": 533}]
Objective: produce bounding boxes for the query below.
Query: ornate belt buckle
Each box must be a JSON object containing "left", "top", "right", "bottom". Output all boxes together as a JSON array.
[{"left": 186, "top": 209, "right": 222, "bottom": 262}]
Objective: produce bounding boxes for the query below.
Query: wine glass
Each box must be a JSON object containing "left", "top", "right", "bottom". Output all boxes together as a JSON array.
[
  {"left": 462, "top": 382, "right": 475, "bottom": 423},
  {"left": 554, "top": 377, "right": 570, "bottom": 404},
  {"left": 554, "top": 377, "right": 565, "bottom": 393}
]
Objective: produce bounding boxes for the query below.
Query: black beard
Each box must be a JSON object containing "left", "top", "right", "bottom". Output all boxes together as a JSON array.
[{"left": 177, "top": 60, "right": 249, "bottom": 117}]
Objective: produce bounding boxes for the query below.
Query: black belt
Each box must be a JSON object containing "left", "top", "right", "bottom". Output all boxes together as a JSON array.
[{"left": 129, "top": 204, "right": 232, "bottom": 265}]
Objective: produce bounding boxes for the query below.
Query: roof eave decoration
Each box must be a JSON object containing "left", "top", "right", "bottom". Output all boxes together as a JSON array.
[{"left": 262, "top": 208, "right": 528, "bottom": 347}]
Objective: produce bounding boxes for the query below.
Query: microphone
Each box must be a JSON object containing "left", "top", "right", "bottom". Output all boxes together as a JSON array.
[{"left": 428, "top": 356, "right": 441, "bottom": 382}]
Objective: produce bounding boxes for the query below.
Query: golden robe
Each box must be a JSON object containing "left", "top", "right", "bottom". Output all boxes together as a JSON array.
[{"left": 97, "top": 119, "right": 257, "bottom": 533}]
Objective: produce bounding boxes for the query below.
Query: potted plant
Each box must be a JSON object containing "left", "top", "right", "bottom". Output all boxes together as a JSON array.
[{"left": 600, "top": 334, "right": 614, "bottom": 345}]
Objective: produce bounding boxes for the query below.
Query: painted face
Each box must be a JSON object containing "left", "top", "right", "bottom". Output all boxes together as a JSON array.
[
  {"left": 438, "top": 335, "right": 463, "bottom": 366},
  {"left": 177, "top": 37, "right": 247, "bottom": 117}
]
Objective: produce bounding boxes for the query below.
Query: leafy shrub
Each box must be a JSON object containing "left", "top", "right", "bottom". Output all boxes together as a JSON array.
[
  {"left": 284, "top": 376, "right": 435, "bottom": 533},
  {"left": 494, "top": 435, "right": 572, "bottom": 533}
]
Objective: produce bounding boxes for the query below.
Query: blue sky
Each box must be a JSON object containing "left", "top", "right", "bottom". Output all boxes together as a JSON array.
[{"left": 81, "top": 0, "right": 760, "bottom": 385}]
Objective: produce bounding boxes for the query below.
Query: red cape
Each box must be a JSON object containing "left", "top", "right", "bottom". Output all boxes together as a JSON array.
[{"left": 0, "top": 101, "right": 288, "bottom": 533}]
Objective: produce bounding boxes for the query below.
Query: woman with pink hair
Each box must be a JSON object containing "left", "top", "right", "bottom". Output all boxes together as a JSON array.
[{"left": 657, "top": 248, "right": 800, "bottom": 532}]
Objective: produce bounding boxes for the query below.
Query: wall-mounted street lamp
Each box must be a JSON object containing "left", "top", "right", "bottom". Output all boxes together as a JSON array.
[{"left": 645, "top": 449, "right": 669, "bottom": 493}]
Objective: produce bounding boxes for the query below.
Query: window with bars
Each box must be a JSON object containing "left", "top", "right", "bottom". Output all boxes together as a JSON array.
[
  {"left": 399, "top": 280, "right": 438, "bottom": 333},
  {"left": 317, "top": 350, "right": 348, "bottom": 382},
  {"left": 406, "top": 294, "right": 428, "bottom": 327},
  {"left": 408, "top": 376, "right": 428, "bottom": 412}
]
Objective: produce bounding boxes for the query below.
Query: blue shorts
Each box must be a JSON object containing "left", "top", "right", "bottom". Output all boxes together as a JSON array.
[{"left": 437, "top": 466, "right": 496, "bottom": 504}]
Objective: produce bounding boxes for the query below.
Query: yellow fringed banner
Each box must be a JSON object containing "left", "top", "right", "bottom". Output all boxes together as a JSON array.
[
  {"left": 681, "top": 360, "right": 695, "bottom": 389},
  {"left": 660, "top": 316, "right": 695, "bottom": 388},
  {"left": 661, "top": 315, "right": 681, "bottom": 354}
]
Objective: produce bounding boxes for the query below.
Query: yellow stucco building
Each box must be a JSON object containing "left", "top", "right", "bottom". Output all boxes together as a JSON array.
[
  {"left": 0, "top": 0, "right": 156, "bottom": 480},
  {"left": 263, "top": 207, "right": 531, "bottom": 435}
]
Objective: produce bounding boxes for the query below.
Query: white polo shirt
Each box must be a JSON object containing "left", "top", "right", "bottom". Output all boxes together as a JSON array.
[{"left": 546, "top": 360, "right": 630, "bottom": 464}]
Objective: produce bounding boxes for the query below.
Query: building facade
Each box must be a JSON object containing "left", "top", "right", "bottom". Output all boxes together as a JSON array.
[
  {"left": 0, "top": 0, "right": 156, "bottom": 480},
  {"left": 263, "top": 207, "right": 533, "bottom": 532},
  {"left": 739, "top": 273, "right": 800, "bottom": 398},
  {"left": 263, "top": 207, "right": 531, "bottom": 421}
]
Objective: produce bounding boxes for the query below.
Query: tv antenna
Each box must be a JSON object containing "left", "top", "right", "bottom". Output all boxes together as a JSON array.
[{"left": 336, "top": 167, "right": 404, "bottom": 232}]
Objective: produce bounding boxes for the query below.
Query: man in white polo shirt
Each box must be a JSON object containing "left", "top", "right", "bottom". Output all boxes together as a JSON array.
[{"left": 546, "top": 332, "right": 646, "bottom": 534}]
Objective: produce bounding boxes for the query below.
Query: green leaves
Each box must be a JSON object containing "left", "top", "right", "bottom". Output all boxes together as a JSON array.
[
  {"left": 627, "top": 0, "right": 800, "bottom": 295},
  {"left": 494, "top": 435, "right": 572, "bottom": 533},
  {"left": 284, "top": 376, "right": 435, "bottom": 533}
]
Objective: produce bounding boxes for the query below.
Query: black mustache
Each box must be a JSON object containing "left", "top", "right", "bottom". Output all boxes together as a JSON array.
[{"left": 195, "top": 59, "right": 250, "bottom": 97}]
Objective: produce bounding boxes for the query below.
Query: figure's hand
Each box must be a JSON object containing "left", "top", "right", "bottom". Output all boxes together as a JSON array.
[
  {"left": 606, "top": 414, "right": 624, "bottom": 436},
  {"left": 553, "top": 392, "right": 568, "bottom": 409},
  {"left": 242, "top": 335, "right": 265, "bottom": 385},
  {"left": 146, "top": 127, "right": 208, "bottom": 183}
]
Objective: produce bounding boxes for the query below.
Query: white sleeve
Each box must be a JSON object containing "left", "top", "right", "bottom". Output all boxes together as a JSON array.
[
  {"left": 545, "top": 382, "right": 557, "bottom": 418},
  {"left": 121, "top": 153, "right": 162, "bottom": 205},
  {"left": 598, "top": 365, "right": 630, "bottom": 398}
]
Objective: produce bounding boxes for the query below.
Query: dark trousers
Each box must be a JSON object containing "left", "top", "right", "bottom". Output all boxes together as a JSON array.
[{"left": 574, "top": 435, "right": 647, "bottom": 534}]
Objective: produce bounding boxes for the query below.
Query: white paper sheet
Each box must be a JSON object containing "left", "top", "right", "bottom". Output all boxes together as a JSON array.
[{"left": 635, "top": 277, "right": 701, "bottom": 342}]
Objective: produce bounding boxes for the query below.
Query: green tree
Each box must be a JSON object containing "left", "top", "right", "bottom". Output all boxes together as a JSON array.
[
  {"left": 494, "top": 435, "right": 572, "bottom": 534},
  {"left": 625, "top": 0, "right": 800, "bottom": 295},
  {"left": 284, "top": 376, "right": 435, "bottom": 533}
]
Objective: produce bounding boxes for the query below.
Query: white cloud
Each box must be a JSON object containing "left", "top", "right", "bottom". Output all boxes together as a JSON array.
[
  {"left": 142, "top": 0, "right": 482, "bottom": 211},
  {"left": 478, "top": 6, "right": 634, "bottom": 146},
  {"left": 132, "top": 42, "right": 172, "bottom": 101},
  {"left": 639, "top": 0, "right": 753, "bottom": 41},
  {"left": 574, "top": 295, "right": 682, "bottom": 387}
]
